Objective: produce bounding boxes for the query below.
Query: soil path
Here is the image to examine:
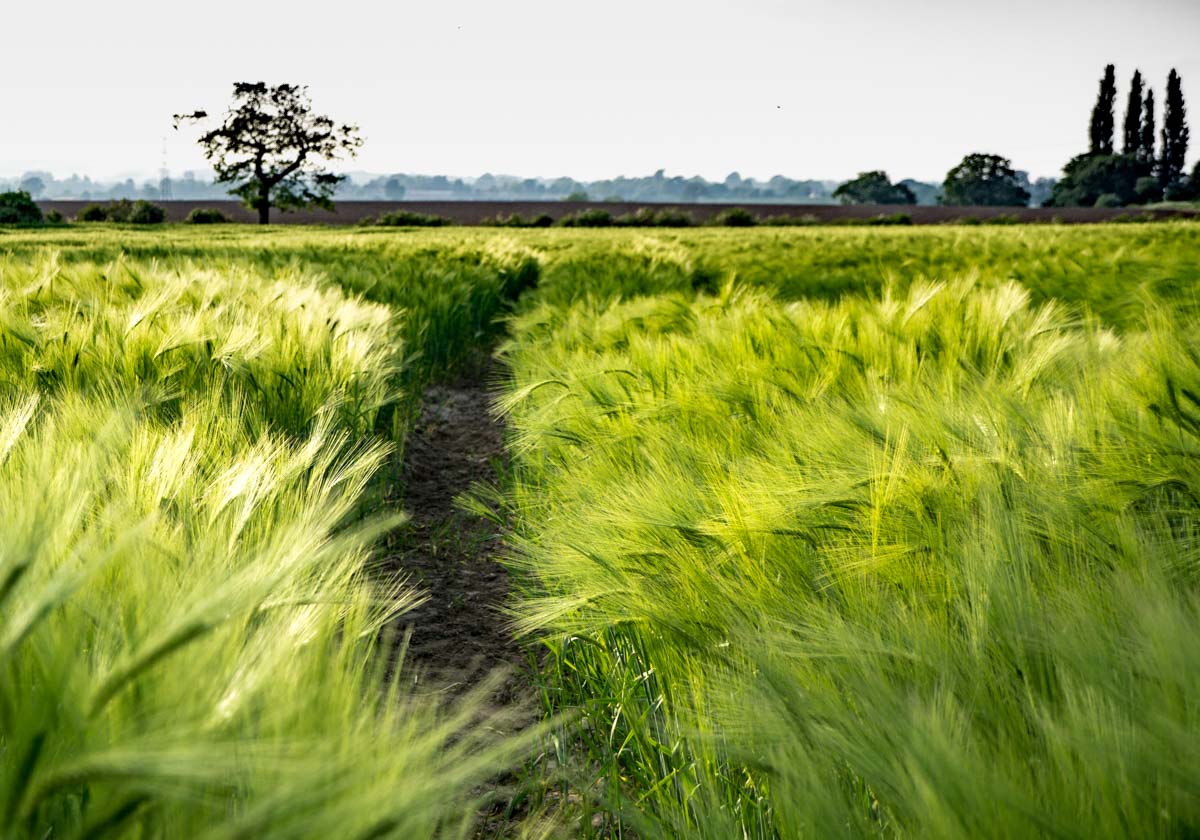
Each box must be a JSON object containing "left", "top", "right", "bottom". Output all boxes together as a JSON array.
[{"left": 383, "top": 360, "right": 528, "bottom": 704}]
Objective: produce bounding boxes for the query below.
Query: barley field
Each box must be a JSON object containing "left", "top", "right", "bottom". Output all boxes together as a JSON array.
[{"left": 1, "top": 222, "right": 1198, "bottom": 837}]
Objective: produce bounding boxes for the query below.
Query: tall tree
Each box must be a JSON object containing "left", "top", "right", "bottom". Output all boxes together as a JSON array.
[
  {"left": 175, "top": 83, "right": 363, "bottom": 224},
  {"left": 1139, "top": 88, "right": 1157, "bottom": 166},
  {"left": 832, "top": 171, "right": 916, "bottom": 205},
  {"left": 1089, "top": 64, "right": 1117, "bottom": 155},
  {"left": 1160, "top": 69, "right": 1190, "bottom": 192},
  {"left": 942, "top": 154, "right": 1031, "bottom": 206},
  {"left": 1122, "top": 70, "right": 1144, "bottom": 155}
]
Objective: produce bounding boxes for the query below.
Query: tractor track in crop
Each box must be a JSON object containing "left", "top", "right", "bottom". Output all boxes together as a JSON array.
[{"left": 383, "top": 355, "right": 530, "bottom": 705}]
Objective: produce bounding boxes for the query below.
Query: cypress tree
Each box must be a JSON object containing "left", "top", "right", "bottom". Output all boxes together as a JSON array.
[
  {"left": 1140, "top": 88, "right": 1157, "bottom": 166},
  {"left": 1161, "top": 69, "right": 1189, "bottom": 190},
  {"left": 1122, "top": 70, "right": 1144, "bottom": 155},
  {"left": 1089, "top": 64, "right": 1117, "bottom": 154}
]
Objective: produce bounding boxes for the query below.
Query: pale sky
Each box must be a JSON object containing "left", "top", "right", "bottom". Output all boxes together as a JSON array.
[{"left": 2, "top": 0, "right": 1197, "bottom": 183}]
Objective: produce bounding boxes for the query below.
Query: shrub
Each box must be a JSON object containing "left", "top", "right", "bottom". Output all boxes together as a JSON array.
[
  {"left": 612, "top": 207, "right": 695, "bottom": 228},
  {"left": 842, "top": 212, "right": 914, "bottom": 226},
  {"left": 761, "top": 214, "right": 819, "bottom": 226},
  {"left": 613, "top": 208, "right": 659, "bottom": 227},
  {"left": 186, "top": 207, "right": 229, "bottom": 224},
  {"left": 0, "top": 191, "right": 44, "bottom": 225},
  {"left": 712, "top": 207, "right": 756, "bottom": 227},
  {"left": 1134, "top": 177, "right": 1163, "bottom": 204},
  {"left": 45, "top": 209, "right": 65, "bottom": 224},
  {"left": 651, "top": 208, "right": 695, "bottom": 227},
  {"left": 375, "top": 210, "right": 453, "bottom": 227},
  {"left": 1094, "top": 192, "right": 1123, "bottom": 208},
  {"left": 76, "top": 203, "right": 109, "bottom": 222},
  {"left": 128, "top": 200, "right": 166, "bottom": 224},
  {"left": 104, "top": 198, "right": 136, "bottom": 222},
  {"left": 557, "top": 209, "right": 613, "bottom": 228},
  {"left": 481, "top": 213, "right": 554, "bottom": 228}
]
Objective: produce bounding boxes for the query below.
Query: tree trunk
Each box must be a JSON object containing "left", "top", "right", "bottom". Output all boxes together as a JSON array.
[{"left": 256, "top": 184, "right": 271, "bottom": 225}]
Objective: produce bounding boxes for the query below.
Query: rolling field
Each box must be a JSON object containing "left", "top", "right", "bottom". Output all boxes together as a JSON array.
[{"left": 0, "top": 222, "right": 1198, "bottom": 837}]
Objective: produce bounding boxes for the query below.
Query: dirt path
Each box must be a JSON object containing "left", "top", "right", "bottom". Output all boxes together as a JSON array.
[{"left": 383, "top": 359, "right": 529, "bottom": 706}]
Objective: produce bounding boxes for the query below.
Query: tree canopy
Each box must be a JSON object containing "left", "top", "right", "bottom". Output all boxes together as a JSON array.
[
  {"left": 175, "top": 82, "right": 362, "bottom": 224},
  {"left": 1160, "top": 69, "right": 1190, "bottom": 195},
  {"left": 942, "top": 154, "right": 1031, "bottom": 206},
  {"left": 1089, "top": 65, "right": 1117, "bottom": 155},
  {"left": 1122, "top": 70, "right": 1144, "bottom": 156},
  {"left": 832, "top": 171, "right": 916, "bottom": 205}
]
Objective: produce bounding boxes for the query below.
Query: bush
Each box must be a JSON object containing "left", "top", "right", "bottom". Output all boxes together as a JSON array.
[
  {"left": 186, "top": 207, "right": 229, "bottom": 224},
  {"left": 1134, "top": 177, "right": 1163, "bottom": 204},
  {"left": 761, "top": 214, "right": 819, "bottom": 226},
  {"left": 557, "top": 209, "right": 613, "bottom": 228},
  {"left": 613, "top": 207, "right": 695, "bottom": 228},
  {"left": 76, "top": 200, "right": 166, "bottom": 224},
  {"left": 843, "top": 212, "right": 914, "bottom": 226},
  {"left": 76, "top": 203, "right": 109, "bottom": 222},
  {"left": 104, "top": 199, "right": 136, "bottom": 222},
  {"left": 712, "top": 207, "right": 756, "bottom": 227},
  {"left": 0, "top": 191, "right": 44, "bottom": 225},
  {"left": 1094, "top": 193, "right": 1123, "bottom": 208},
  {"left": 128, "top": 200, "right": 166, "bottom": 224},
  {"left": 45, "top": 210, "right": 65, "bottom": 224},
  {"left": 375, "top": 210, "right": 453, "bottom": 227},
  {"left": 481, "top": 213, "right": 554, "bottom": 228}
]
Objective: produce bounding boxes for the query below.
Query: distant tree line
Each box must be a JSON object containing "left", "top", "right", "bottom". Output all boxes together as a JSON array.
[
  {"left": 1047, "top": 65, "right": 1195, "bottom": 207},
  {"left": 9, "top": 70, "right": 1194, "bottom": 217},
  {"left": 4, "top": 169, "right": 895, "bottom": 206},
  {"left": 831, "top": 66, "right": 1194, "bottom": 210}
]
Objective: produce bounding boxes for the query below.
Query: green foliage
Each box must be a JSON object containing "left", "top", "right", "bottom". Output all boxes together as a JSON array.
[
  {"left": 73, "top": 200, "right": 166, "bottom": 224},
  {"left": 1122, "top": 69, "right": 1145, "bottom": 155},
  {"left": 1094, "top": 192, "right": 1123, "bottom": 207},
  {"left": 612, "top": 207, "right": 696, "bottom": 227},
  {"left": 4, "top": 223, "right": 1200, "bottom": 836},
  {"left": 1049, "top": 153, "right": 1152, "bottom": 207},
  {"left": 0, "top": 244, "right": 535, "bottom": 838},
  {"left": 711, "top": 207, "right": 756, "bottom": 226},
  {"left": 75, "top": 203, "right": 109, "bottom": 222},
  {"left": 843, "top": 212, "right": 914, "bottom": 226},
  {"left": 1089, "top": 63, "right": 1117, "bottom": 154},
  {"left": 1160, "top": 69, "right": 1190, "bottom": 191},
  {"left": 499, "top": 273, "right": 1200, "bottom": 837},
  {"left": 557, "top": 209, "right": 613, "bottom": 227},
  {"left": 833, "top": 171, "right": 917, "bottom": 205},
  {"left": 175, "top": 82, "right": 363, "bottom": 224},
  {"left": 563, "top": 190, "right": 590, "bottom": 202},
  {"left": 185, "top": 207, "right": 229, "bottom": 224},
  {"left": 1135, "top": 175, "right": 1164, "bottom": 203},
  {"left": 44, "top": 210, "right": 64, "bottom": 224},
  {"left": 375, "top": 209, "right": 453, "bottom": 227},
  {"left": 480, "top": 212, "right": 555, "bottom": 228},
  {"left": 128, "top": 200, "right": 167, "bottom": 224},
  {"left": 1140, "top": 88, "right": 1157, "bottom": 164},
  {"left": 943, "top": 154, "right": 1031, "bottom": 206},
  {"left": 0, "top": 191, "right": 44, "bottom": 225}
]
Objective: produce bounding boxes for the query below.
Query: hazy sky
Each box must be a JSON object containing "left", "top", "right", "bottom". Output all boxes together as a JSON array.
[{"left": 2, "top": 0, "right": 1197, "bottom": 183}]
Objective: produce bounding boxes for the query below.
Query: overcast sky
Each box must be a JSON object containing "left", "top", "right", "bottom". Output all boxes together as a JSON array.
[{"left": 2, "top": 0, "right": 1197, "bottom": 183}]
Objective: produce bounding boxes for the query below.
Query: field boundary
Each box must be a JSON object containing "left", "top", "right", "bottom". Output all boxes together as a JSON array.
[{"left": 35, "top": 198, "right": 1200, "bottom": 226}]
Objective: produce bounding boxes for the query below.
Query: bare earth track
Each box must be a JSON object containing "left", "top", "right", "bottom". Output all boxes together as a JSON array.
[{"left": 383, "top": 360, "right": 528, "bottom": 704}]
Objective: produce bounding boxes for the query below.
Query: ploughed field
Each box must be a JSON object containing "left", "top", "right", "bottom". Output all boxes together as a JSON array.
[{"left": 1, "top": 222, "right": 1199, "bottom": 838}]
